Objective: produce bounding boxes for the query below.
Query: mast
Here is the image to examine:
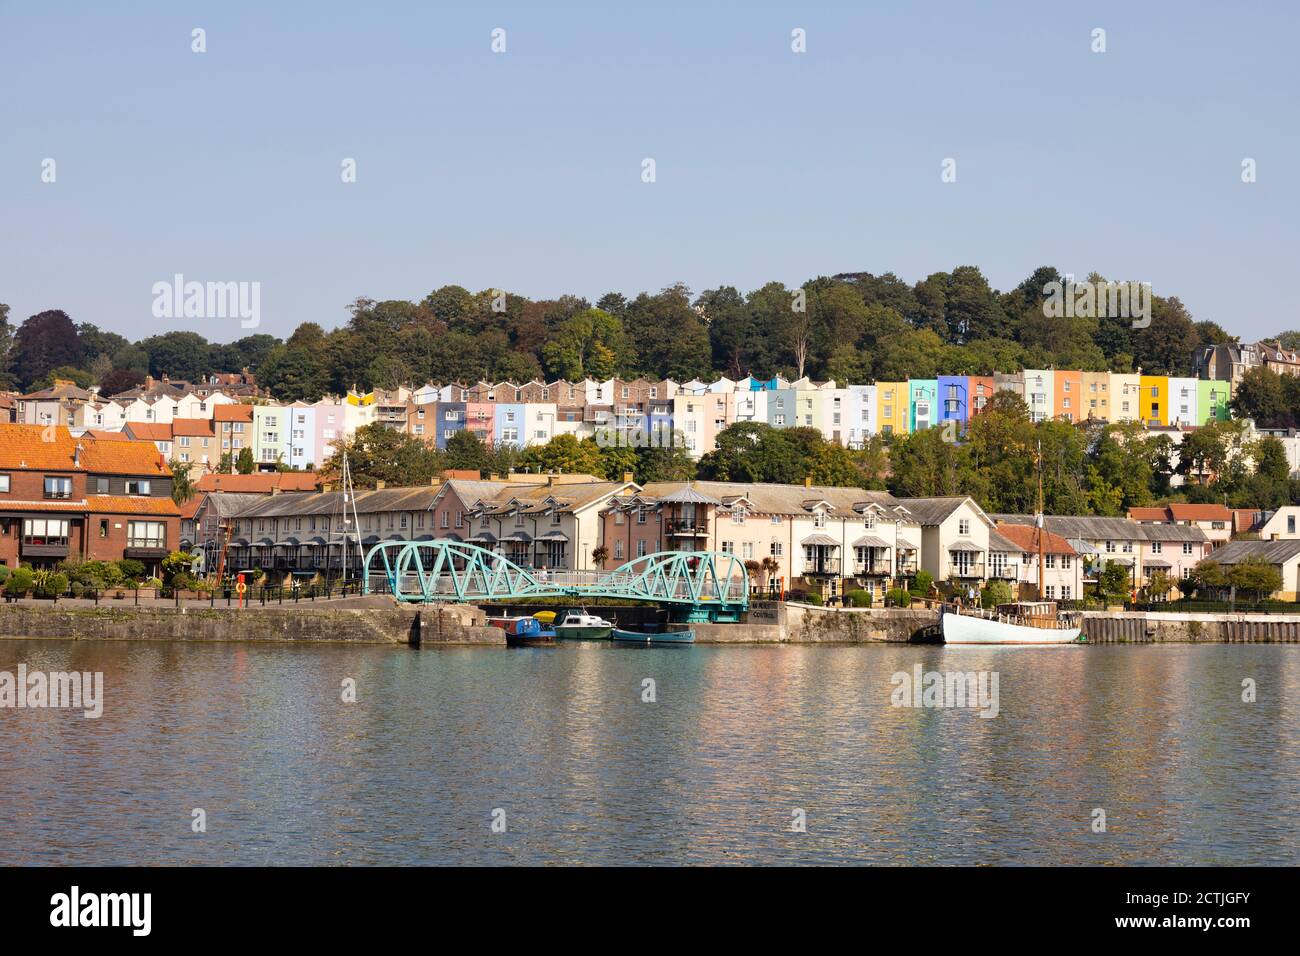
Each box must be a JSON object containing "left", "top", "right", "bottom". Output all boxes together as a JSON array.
[{"left": 1036, "top": 440, "right": 1046, "bottom": 601}]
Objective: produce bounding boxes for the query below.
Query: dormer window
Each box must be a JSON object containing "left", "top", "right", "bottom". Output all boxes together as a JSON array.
[{"left": 814, "top": 511, "right": 827, "bottom": 529}]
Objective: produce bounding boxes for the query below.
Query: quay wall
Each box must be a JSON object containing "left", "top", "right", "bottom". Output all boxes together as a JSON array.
[
  {"left": 1081, "top": 611, "right": 1300, "bottom": 643},
  {"left": 0, "top": 602, "right": 501, "bottom": 646}
]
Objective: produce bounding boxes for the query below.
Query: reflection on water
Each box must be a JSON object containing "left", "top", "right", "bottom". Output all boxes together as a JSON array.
[{"left": 0, "top": 640, "right": 1296, "bottom": 865}]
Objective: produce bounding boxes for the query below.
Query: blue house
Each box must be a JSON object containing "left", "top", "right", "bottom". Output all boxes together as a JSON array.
[
  {"left": 937, "top": 375, "right": 969, "bottom": 430},
  {"left": 436, "top": 402, "right": 466, "bottom": 450}
]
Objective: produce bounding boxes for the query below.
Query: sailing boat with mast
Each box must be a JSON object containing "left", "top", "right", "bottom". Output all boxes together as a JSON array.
[
  {"left": 942, "top": 442, "right": 1082, "bottom": 644},
  {"left": 329, "top": 451, "right": 366, "bottom": 586}
]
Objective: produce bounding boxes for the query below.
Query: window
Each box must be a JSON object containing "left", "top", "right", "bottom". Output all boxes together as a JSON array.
[
  {"left": 23, "top": 518, "right": 70, "bottom": 545},
  {"left": 636, "top": 540, "right": 647, "bottom": 558},
  {"left": 770, "top": 542, "right": 784, "bottom": 558},
  {"left": 99, "top": 519, "right": 108, "bottom": 538},
  {"left": 1183, "top": 543, "right": 1193, "bottom": 555},
  {"left": 958, "top": 518, "right": 970, "bottom": 536},
  {"left": 1151, "top": 541, "right": 1161, "bottom": 553},
  {"left": 126, "top": 480, "right": 151, "bottom": 496},
  {"left": 614, "top": 540, "right": 624, "bottom": 560},
  {"left": 0, "top": 475, "right": 9, "bottom": 493},
  {"left": 127, "top": 521, "right": 166, "bottom": 548},
  {"left": 44, "top": 476, "right": 72, "bottom": 499}
]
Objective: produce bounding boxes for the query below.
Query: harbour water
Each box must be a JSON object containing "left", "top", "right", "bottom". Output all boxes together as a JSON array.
[{"left": 1, "top": 639, "right": 1296, "bottom": 865}]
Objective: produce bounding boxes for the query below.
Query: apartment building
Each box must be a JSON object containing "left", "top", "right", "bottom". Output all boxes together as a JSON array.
[
  {"left": 0, "top": 424, "right": 180, "bottom": 575},
  {"left": 989, "top": 523, "right": 1083, "bottom": 601}
]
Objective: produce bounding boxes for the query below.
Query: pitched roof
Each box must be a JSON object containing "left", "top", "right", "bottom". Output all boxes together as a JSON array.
[
  {"left": 0, "top": 424, "right": 170, "bottom": 475},
  {"left": 213, "top": 404, "right": 255, "bottom": 422},
  {"left": 1127, "top": 507, "right": 1169, "bottom": 522},
  {"left": 124, "top": 423, "right": 173, "bottom": 442},
  {"left": 993, "top": 522, "right": 1077, "bottom": 555},
  {"left": 993, "top": 513, "right": 1208, "bottom": 543},
  {"left": 1167, "top": 503, "right": 1233, "bottom": 522},
  {"left": 1208, "top": 539, "right": 1300, "bottom": 565},
  {"left": 170, "top": 418, "right": 214, "bottom": 437},
  {"left": 19, "top": 381, "right": 94, "bottom": 402},
  {"left": 194, "top": 472, "right": 321, "bottom": 493}
]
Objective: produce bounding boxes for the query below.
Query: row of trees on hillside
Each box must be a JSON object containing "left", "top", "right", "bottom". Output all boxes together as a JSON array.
[{"left": 1, "top": 263, "right": 1245, "bottom": 399}]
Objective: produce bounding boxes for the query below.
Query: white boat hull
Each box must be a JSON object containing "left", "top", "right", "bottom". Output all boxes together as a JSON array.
[{"left": 942, "top": 611, "right": 1081, "bottom": 645}]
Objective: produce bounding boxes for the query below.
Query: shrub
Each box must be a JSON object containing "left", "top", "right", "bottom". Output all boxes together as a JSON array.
[
  {"left": 803, "top": 592, "right": 823, "bottom": 606},
  {"left": 69, "top": 581, "right": 85, "bottom": 598},
  {"left": 910, "top": 570, "right": 934, "bottom": 597},
  {"left": 6, "top": 567, "right": 34, "bottom": 596},
  {"left": 117, "top": 558, "right": 146, "bottom": 583},
  {"left": 886, "top": 587, "right": 912, "bottom": 608},
  {"left": 845, "top": 589, "right": 873, "bottom": 607},
  {"left": 0, "top": 565, "right": 10, "bottom": 585},
  {"left": 36, "top": 573, "right": 69, "bottom": 599},
  {"left": 980, "top": 580, "right": 1013, "bottom": 608}
]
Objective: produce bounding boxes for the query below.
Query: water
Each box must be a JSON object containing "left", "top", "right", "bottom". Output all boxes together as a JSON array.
[{"left": 1, "top": 639, "right": 1297, "bottom": 865}]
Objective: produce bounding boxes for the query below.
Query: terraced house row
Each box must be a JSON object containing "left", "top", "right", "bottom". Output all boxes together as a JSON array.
[
  {"left": 10, "top": 368, "right": 1235, "bottom": 472},
  {"left": 200, "top": 475, "right": 1213, "bottom": 603}
]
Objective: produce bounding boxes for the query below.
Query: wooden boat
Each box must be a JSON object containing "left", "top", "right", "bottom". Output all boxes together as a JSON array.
[
  {"left": 611, "top": 624, "right": 695, "bottom": 644},
  {"left": 553, "top": 608, "right": 614, "bottom": 640},
  {"left": 502, "top": 616, "right": 557, "bottom": 647},
  {"left": 941, "top": 602, "right": 1081, "bottom": 644}
]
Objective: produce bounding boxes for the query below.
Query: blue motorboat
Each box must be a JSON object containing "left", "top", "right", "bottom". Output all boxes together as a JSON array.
[{"left": 611, "top": 624, "right": 695, "bottom": 644}]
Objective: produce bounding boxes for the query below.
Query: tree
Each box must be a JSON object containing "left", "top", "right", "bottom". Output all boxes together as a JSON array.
[
  {"left": 1228, "top": 557, "right": 1282, "bottom": 603},
  {"left": 1232, "top": 366, "right": 1290, "bottom": 428},
  {"left": 980, "top": 580, "right": 1013, "bottom": 608},
  {"left": 1099, "top": 561, "right": 1132, "bottom": 602},
  {"left": 1144, "top": 570, "right": 1174, "bottom": 602},
  {"left": 517, "top": 434, "right": 603, "bottom": 476},
  {"left": 592, "top": 545, "right": 609, "bottom": 568},
  {"left": 444, "top": 430, "right": 490, "bottom": 475},
  {"left": 11, "top": 310, "right": 84, "bottom": 390},
  {"left": 169, "top": 461, "right": 196, "bottom": 504},
  {"left": 540, "top": 308, "right": 632, "bottom": 381},
  {"left": 322, "top": 422, "right": 443, "bottom": 487},
  {"left": 236, "top": 447, "right": 255, "bottom": 474}
]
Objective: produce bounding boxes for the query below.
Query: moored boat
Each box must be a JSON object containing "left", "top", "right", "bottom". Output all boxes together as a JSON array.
[
  {"left": 553, "top": 608, "right": 614, "bottom": 640},
  {"left": 941, "top": 602, "right": 1081, "bottom": 645},
  {"left": 611, "top": 625, "right": 695, "bottom": 644},
  {"left": 502, "top": 616, "right": 557, "bottom": 647}
]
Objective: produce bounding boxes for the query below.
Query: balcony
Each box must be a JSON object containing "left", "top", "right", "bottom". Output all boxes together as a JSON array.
[
  {"left": 950, "top": 560, "right": 986, "bottom": 579},
  {"left": 803, "top": 558, "right": 841, "bottom": 576},
  {"left": 665, "top": 519, "right": 709, "bottom": 536},
  {"left": 895, "top": 556, "right": 918, "bottom": 577},
  {"left": 990, "top": 563, "right": 1020, "bottom": 580},
  {"left": 853, "top": 561, "right": 892, "bottom": 576},
  {"left": 21, "top": 538, "right": 69, "bottom": 559}
]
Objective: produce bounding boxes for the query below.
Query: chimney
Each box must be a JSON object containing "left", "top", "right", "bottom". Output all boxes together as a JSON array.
[
  {"left": 375, "top": 480, "right": 385, "bottom": 490},
  {"left": 547, "top": 475, "right": 556, "bottom": 488},
  {"left": 74, "top": 443, "right": 83, "bottom": 467},
  {"left": 322, "top": 482, "right": 333, "bottom": 493},
  {"left": 622, "top": 471, "right": 634, "bottom": 484},
  {"left": 271, "top": 486, "right": 281, "bottom": 496},
  {"left": 804, "top": 476, "right": 812, "bottom": 489},
  {"left": 430, "top": 476, "right": 440, "bottom": 486}
]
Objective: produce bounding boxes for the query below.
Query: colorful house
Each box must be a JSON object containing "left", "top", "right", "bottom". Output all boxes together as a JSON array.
[
  {"left": 1167, "top": 377, "right": 1199, "bottom": 427},
  {"left": 1053, "top": 370, "right": 1083, "bottom": 423},
  {"left": 1081, "top": 372, "right": 1112, "bottom": 421},
  {"left": 1023, "top": 370, "right": 1054, "bottom": 422},
  {"left": 909, "top": 379, "right": 938, "bottom": 432},
  {"left": 968, "top": 376, "right": 995, "bottom": 416},
  {"left": 875, "top": 382, "right": 909, "bottom": 436},
  {"left": 1198, "top": 380, "right": 1231, "bottom": 424},
  {"left": 1139, "top": 375, "right": 1168, "bottom": 427},
  {"left": 937, "top": 376, "right": 969, "bottom": 430},
  {"left": 1110, "top": 373, "right": 1141, "bottom": 423}
]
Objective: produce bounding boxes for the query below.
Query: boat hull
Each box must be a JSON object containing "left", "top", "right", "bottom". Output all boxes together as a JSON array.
[
  {"left": 505, "top": 632, "right": 556, "bottom": 647},
  {"left": 942, "top": 611, "right": 1080, "bottom": 645},
  {"left": 611, "top": 627, "right": 695, "bottom": 644},
  {"left": 554, "top": 625, "right": 613, "bottom": 640}
]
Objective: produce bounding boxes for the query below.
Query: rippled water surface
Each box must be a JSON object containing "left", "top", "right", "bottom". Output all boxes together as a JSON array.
[{"left": 1, "top": 639, "right": 1297, "bottom": 865}]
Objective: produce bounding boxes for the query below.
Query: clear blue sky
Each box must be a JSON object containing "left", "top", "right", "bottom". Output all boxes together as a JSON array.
[{"left": 2, "top": 0, "right": 1296, "bottom": 343}]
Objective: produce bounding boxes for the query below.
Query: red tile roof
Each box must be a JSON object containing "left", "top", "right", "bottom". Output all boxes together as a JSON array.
[
  {"left": 170, "top": 417, "right": 214, "bottom": 437},
  {"left": 994, "top": 522, "right": 1077, "bottom": 555},
  {"left": 124, "top": 423, "right": 173, "bottom": 442},
  {"left": 86, "top": 495, "right": 182, "bottom": 516},
  {"left": 195, "top": 472, "right": 321, "bottom": 493},
  {"left": 0, "top": 424, "right": 170, "bottom": 475},
  {"left": 1167, "top": 503, "right": 1232, "bottom": 522},
  {"left": 213, "top": 404, "right": 254, "bottom": 422},
  {"left": 1127, "top": 507, "right": 1169, "bottom": 522}
]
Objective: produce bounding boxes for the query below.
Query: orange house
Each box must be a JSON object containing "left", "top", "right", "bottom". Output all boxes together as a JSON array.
[
  {"left": 967, "top": 376, "right": 996, "bottom": 416},
  {"left": 1053, "top": 370, "right": 1083, "bottom": 423}
]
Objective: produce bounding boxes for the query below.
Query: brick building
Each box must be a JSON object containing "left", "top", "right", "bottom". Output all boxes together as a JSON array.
[{"left": 0, "top": 424, "right": 181, "bottom": 574}]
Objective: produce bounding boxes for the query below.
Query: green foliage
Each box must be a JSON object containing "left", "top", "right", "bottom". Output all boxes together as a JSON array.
[
  {"left": 236, "top": 447, "right": 255, "bottom": 474},
  {"left": 1227, "top": 557, "right": 1283, "bottom": 601},
  {"left": 910, "top": 570, "right": 934, "bottom": 596},
  {"left": 980, "top": 580, "right": 1013, "bottom": 608},
  {"left": 36, "top": 572, "right": 69, "bottom": 598},
  {"left": 802, "top": 591, "right": 824, "bottom": 606},
  {"left": 116, "top": 559, "right": 146, "bottom": 583},
  {"left": 324, "top": 422, "right": 444, "bottom": 487},
  {"left": 6, "top": 566, "right": 35, "bottom": 596},
  {"left": 160, "top": 551, "right": 193, "bottom": 586},
  {"left": 845, "top": 589, "right": 873, "bottom": 607},
  {"left": 1098, "top": 561, "right": 1133, "bottom": 600},
  {"left": 885, "top": 587, "right": 912, "bottom": 608}
]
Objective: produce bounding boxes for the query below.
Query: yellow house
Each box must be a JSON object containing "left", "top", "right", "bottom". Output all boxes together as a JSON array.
[
  {"left": 875, "top": 382, "right": 910, "bottom": 436},
  {"left": 1138, "top": 375, "right": 1168, "bottom": 427},
  {"left": 1080, "top": 372, "right": 1112, "bottom": 422}
]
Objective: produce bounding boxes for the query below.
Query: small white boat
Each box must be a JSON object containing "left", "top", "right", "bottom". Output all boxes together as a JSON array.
[{"left": 941, "top": 602, "right": 1081, "bottom": 645}]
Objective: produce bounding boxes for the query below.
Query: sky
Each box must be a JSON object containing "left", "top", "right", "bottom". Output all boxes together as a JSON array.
[{"left": 1, "top": 0, "right": 1297, "bottom": 344}]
